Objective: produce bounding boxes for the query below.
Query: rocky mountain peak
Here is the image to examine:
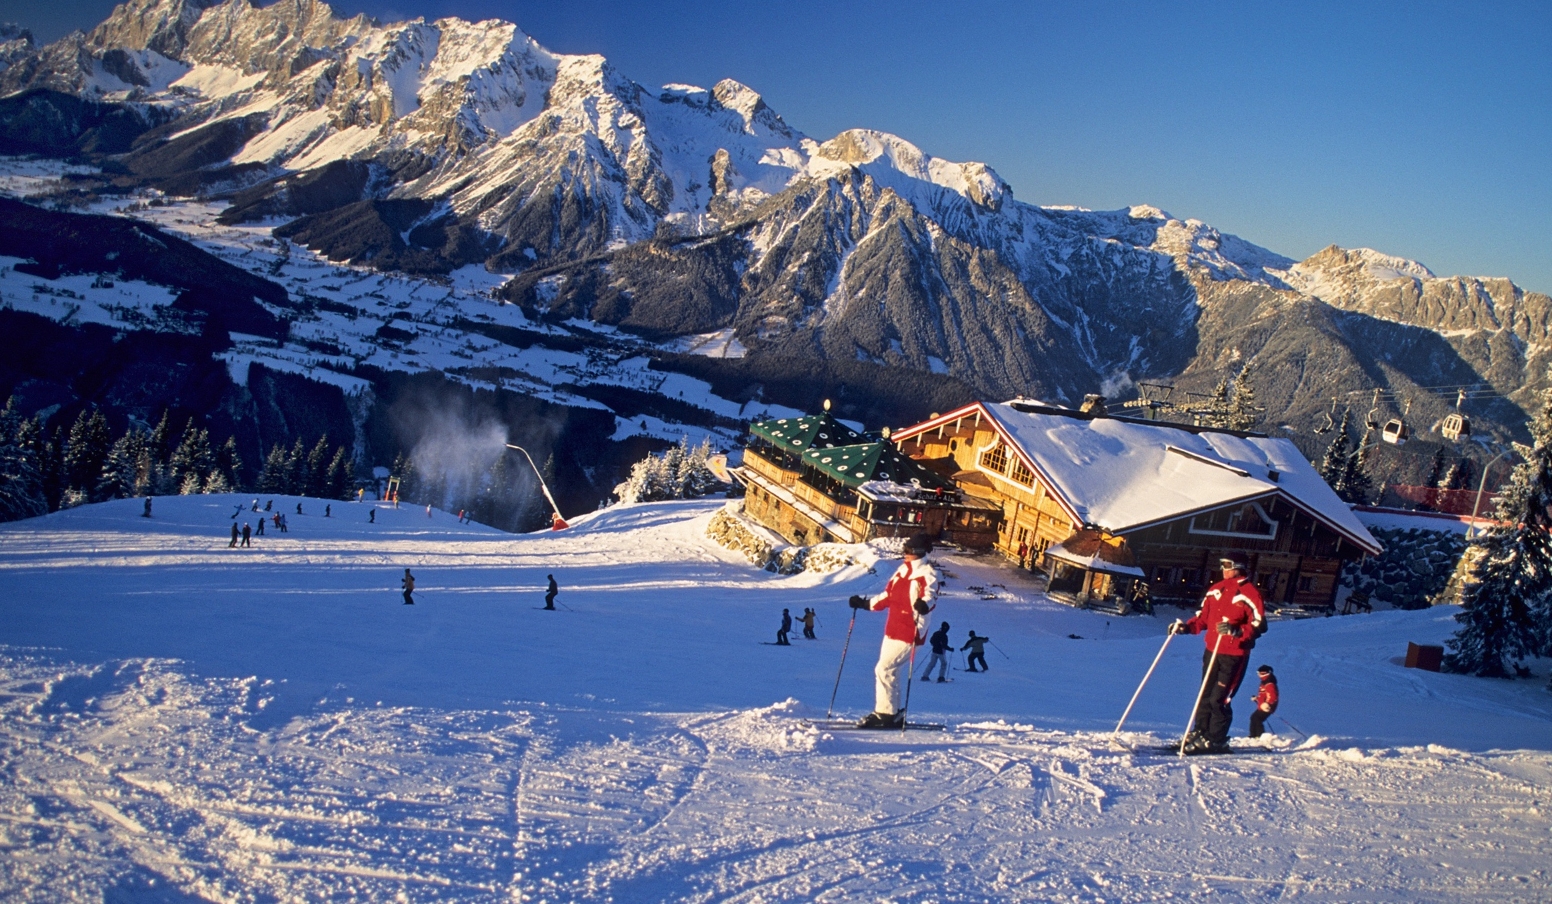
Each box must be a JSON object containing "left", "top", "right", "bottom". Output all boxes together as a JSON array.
[{"left": 88, "top": 0, "right": 221, "bottom": 58}]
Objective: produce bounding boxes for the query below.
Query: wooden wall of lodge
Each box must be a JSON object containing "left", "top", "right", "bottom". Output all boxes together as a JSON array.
[
  {"left": 900, "top": 419, "right": 1352, "bottom": 608},
  {"left": 742, "top": 446, "right": 989, "bottom": 547}
]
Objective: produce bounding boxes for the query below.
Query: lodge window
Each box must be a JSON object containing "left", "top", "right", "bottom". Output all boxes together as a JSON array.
[
  {"left": 1298, "top": 576, "right": 1316, "bottom": 592},
  {"left": 979, "top": 443, "right": 1007, "bottom": 474},
  {"left": 1009, "top": 458, "right": 1035, "bottom": 487},
  {"left": 1187, "top": 501, "right": 1278, "bottom": 540}
]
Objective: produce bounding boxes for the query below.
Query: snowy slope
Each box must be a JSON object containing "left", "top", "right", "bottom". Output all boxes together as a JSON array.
[{"left": 2, "top": 495, "right": 1550, "bottom": 900}]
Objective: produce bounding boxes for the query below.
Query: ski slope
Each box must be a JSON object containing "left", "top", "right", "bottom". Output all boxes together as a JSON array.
[{"left": 2, "top": 495, "right": 1550, "bottom": 902}]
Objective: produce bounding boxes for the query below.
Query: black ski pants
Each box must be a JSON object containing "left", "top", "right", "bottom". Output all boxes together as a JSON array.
[
  {"left": 1192, "top": 650, "right": 1248, "bottom": 745},
  {"left": 1248, "top": 704, "right": 1276, "bottom": 738},
  {"left": 966, "top": 651, "right": 987, "bottom": 672}
]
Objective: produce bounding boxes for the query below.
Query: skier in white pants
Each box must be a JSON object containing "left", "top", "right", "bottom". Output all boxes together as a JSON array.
[{"left": 848, "top": 534, "right": 939, "bottom": 728}]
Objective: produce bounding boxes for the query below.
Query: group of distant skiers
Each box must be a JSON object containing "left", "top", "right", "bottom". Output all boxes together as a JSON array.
[{"left": 792, "top": 535, "right": 1281, "bottom": 747}]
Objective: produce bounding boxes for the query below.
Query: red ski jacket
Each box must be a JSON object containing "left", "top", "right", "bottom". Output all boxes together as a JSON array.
[
  {"left": 870, "top": 558, "right": 939, "bottom": 645},
  {"left": 1254, "top": 678, "right": 1279, "bottom": 712},
  {"left": 1182, "top": 576, "right": 1265, "bottom": 657}
]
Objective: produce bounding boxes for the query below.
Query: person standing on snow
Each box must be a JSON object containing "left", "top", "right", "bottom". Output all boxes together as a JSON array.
[
  {"left": 776, "top": 608, "right": 792, "bottom": 645},
  {"left": 240, "top": 522, "right": 251, "bottom": 548},
  {"left": 229, "top": 523, "right": 239, "bottom": 548},
  {"left": 255, "top": 515, "right": 265, "bottom": 536},
  {"left": 848, "top": 533, "right": 938, "bottom": 728},
  {"left": 798, "top": 608, "right": 817, "bottom": 640},
  {"left": 1248, "top": 664, "right": 1279, "bottom": 738},
  {"left": 920, "top": 621, "right": 952, "bottom": 683},
  {"left": 1169, "top": 554, "right": 1266, "bottom": 754},
  {"left": 544, "top": 574, "right": 558, "bottom": 610},
  {"left": 402, "top": 568, "right": 416, "bottom": 605},
  {"left": 961, "top": 631, "right": 990, "bottom": 672}
]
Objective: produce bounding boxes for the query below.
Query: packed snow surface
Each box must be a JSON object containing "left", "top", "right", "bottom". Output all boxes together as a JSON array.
[{"left": 3, "top": 495, "right": 1550, "bottom": 901}]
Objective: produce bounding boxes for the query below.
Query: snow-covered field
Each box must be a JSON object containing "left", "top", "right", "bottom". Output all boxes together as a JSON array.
[{"left": 3, "top": 495, "right": 1551, "bottom": 902}]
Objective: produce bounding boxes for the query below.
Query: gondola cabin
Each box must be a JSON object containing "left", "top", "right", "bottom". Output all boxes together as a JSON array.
[
  {"left": 1441, "top": 413, "right": 1470, "bottom": 442},
  {"left": 1382, "top": 418, "right": 1409, "bottom": 445}
]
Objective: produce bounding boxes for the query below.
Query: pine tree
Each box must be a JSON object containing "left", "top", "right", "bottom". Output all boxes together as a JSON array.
[
  {"left": 324, "top": 446, "right": 352, "bottom": 499},
  {"left": 285, "top": 438, "right": 308, "bottom": 494},
  {"left": 63, "top": 409, "right": 113, "bottom": 502},
  {"left": 1445, "top": 389, "right": 1552, "bottom": 677},
  {"left": 1202, "top": 378, "right": 1232, "bottom": 429},
  {"left": 1444, "top": 457, "right": 1477, "bottom": 492},
  {"left": 259, "top": 445, "right": 290, "bottom": 493},
  {"left": 99, "top": 428, "right": 150, "bottom": 500},
  {"left": 1228, "top": 368, "right": 1259, "bottom": 432},
  {"left": 305, "top": 435, "right": 332, "bottom": 497},
  {"left": 147, "top": 412, "right": 176, "bottom": 468},
  {"left": 0, "top": 397, "right": 46, "bottom": 521},
  {"left": 214, "top": 436, "right": 243, "bottom": 491},
  {"left": 1341, "top": 431, "right": 1375, "bottom": 505},
  {"left": 170, "top": 424, "right": 215, "bottom": 493},
  {"left": 1318, "top": 409, "right": 1354, "bottom": 491},
  {"left": 1426, "top": 447, "right": 1449, "bottom": 488}
]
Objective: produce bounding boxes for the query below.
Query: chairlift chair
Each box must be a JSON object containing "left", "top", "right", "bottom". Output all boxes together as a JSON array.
[{"left": 1381, "top": 417, "right": 1409, "bottom": 445}]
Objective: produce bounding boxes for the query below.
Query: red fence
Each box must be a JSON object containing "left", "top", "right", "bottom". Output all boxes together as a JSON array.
[{"left": 1386, "top": 485, "right": 1500, "bottom": 517}]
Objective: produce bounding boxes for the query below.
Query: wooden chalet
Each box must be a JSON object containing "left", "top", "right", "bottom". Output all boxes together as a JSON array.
[
  {"left": 738, "top": 411, "right": 1001, "bottom": 547},
  {"left": 889, "top": 400, "right": 1382, "bottom": 611}
]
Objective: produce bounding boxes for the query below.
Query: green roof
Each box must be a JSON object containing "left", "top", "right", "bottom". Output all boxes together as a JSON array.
[
  {"left": 801, "top": 442, "right": 955, "bottom": 490},
  {"left": 749, "top": 413, "right": 865, "bottom": 453}
]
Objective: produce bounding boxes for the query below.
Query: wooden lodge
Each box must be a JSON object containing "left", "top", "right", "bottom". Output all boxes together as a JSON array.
[
  {"left": 889, "top": 399, "right": 1382, "bottom": 612},
  {"left": 737, "top": 411, "right": 1001, "bottom": 548}
]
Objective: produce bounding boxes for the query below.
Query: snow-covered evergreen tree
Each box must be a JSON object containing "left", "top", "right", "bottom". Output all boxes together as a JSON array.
[
  {"left": 0, "top": 397, "right": 46, "bottom": 521},
  {"left": 1228, "top": 368, "right": 1259, "bottom": 432},
  {"left": 64, "top": 409, "right": 112, "bottom": 502},
  {"left": 614, "top": 438, "right": 724, "bottom": 505},
  {"left": 1318, "top": 409, "right": 1354, "bottom": 490},
  {"left": 170, "top": 424, "right": 215, "bottom": 493},
  {"left": 1444, "top": 390, "right": 1552, "bottom": 677}
]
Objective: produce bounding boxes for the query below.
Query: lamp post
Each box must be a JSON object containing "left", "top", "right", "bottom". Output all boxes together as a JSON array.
[
  {"left": 504, "top": 443, "right": 566, "bottom": 528},
  {"left": 1467, "top": 445, "right": 1518, "bottom": 538}
]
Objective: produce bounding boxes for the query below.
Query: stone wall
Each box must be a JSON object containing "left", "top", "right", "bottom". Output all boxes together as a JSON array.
[{"left": 1340, "top": 527, "right": 1467, "bottom": 610}]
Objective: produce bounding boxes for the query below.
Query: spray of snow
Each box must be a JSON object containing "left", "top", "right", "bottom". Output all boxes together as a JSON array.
[{"left": 1099, "top": 370, "right": 1134, "bottom": 399}]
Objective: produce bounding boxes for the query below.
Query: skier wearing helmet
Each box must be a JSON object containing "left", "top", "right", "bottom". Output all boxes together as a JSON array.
[{"left": 849, "top": 533, "right": 939, "bottom": 728}]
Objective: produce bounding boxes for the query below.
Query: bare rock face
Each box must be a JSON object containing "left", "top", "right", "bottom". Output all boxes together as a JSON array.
[{"left": 3, "top": 0, "right": 1549, "bottom": 451}]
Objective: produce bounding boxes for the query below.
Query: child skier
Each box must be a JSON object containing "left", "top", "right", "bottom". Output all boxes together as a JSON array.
[
  {"left": 961, "top": 631, "right": 990, "bottom": 672},
  {"left": 544, "top": 574, "right": 558, "bottom": 610},
  {"left": 776, "top": 609, "right": 792, "bottom": 645},
  {"left": 402, "top": 568, "right": 415, "bottom": 605},
  {"left": 798, "top": 608, "right": 817, "bottom": 640},
  {"left": 847, "top": 534, "right": 938, "bottom": 728},
  {"left": 1248, "top": 664, "right": 1279, "bottom": 738}
]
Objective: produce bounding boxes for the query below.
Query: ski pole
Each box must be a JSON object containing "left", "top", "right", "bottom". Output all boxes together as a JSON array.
[
  {"left": 1279, "top": 716, "right": 1308, "bottom": 740},
  {"left": 989, "top": 640, "right": 1012, "bottom": 661},
  {"left": 826, "top": 606, "right": 859, "bottom": 719},
  {"left": 1178, "top": 629, "right": 1225, "bottom": 756},
  {"left": 901, "top": 635, "right": 920, "bottom": 733},
  {"left": 1112, "top": 630, "right": 1175, "bottom": 738}
]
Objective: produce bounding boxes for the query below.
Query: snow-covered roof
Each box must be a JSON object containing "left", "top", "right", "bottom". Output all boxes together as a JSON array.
[
  {"left": 801, "top": 442, "right": 953, "bottom": 491},
  {"left": 895, "top": 401, "right": 1381, "bottom": 555}
]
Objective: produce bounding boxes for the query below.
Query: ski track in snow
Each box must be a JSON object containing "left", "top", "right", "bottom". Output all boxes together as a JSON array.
[{"left": 2, "top": 497, "right": 1552, "bottom": 900}]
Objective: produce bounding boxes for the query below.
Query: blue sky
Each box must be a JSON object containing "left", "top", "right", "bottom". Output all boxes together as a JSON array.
[{"left": 4, "top": 0, "right": 1550, "bottom": 293}]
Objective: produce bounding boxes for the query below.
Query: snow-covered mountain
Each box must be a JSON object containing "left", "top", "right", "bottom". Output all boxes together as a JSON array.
[{"left": 2, "top": 0, "right": 1549, "bottom": 462}]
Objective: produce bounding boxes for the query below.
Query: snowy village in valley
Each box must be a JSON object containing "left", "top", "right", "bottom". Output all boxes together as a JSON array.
[{"left": 3, "top": 0, "right": 1552, "bottom": 901}]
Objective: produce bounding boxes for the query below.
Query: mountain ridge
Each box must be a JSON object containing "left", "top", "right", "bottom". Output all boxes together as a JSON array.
[{"left": 1, "top": 0, "right": 1547, "bottom": 474}]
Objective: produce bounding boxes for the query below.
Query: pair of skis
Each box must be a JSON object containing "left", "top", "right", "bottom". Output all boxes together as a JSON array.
[{"left": 822, "top": 603, "right": 940, "bottom": 732}]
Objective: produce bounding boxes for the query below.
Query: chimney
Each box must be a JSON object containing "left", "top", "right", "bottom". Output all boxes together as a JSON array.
[{"left": 1080, "top": 394, "right": 1108, "bottom": 416}]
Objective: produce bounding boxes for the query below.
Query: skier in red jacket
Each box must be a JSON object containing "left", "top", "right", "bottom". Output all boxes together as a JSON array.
[
  {"left": 849, "top": 534, "right": 939, "bottom": 728},
  {"left": 1248, "top": 664, "right": 1279, "bottom": 738},
  {"left": 1169, "top": 554, "right": 1266, "bottom": 754}
]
